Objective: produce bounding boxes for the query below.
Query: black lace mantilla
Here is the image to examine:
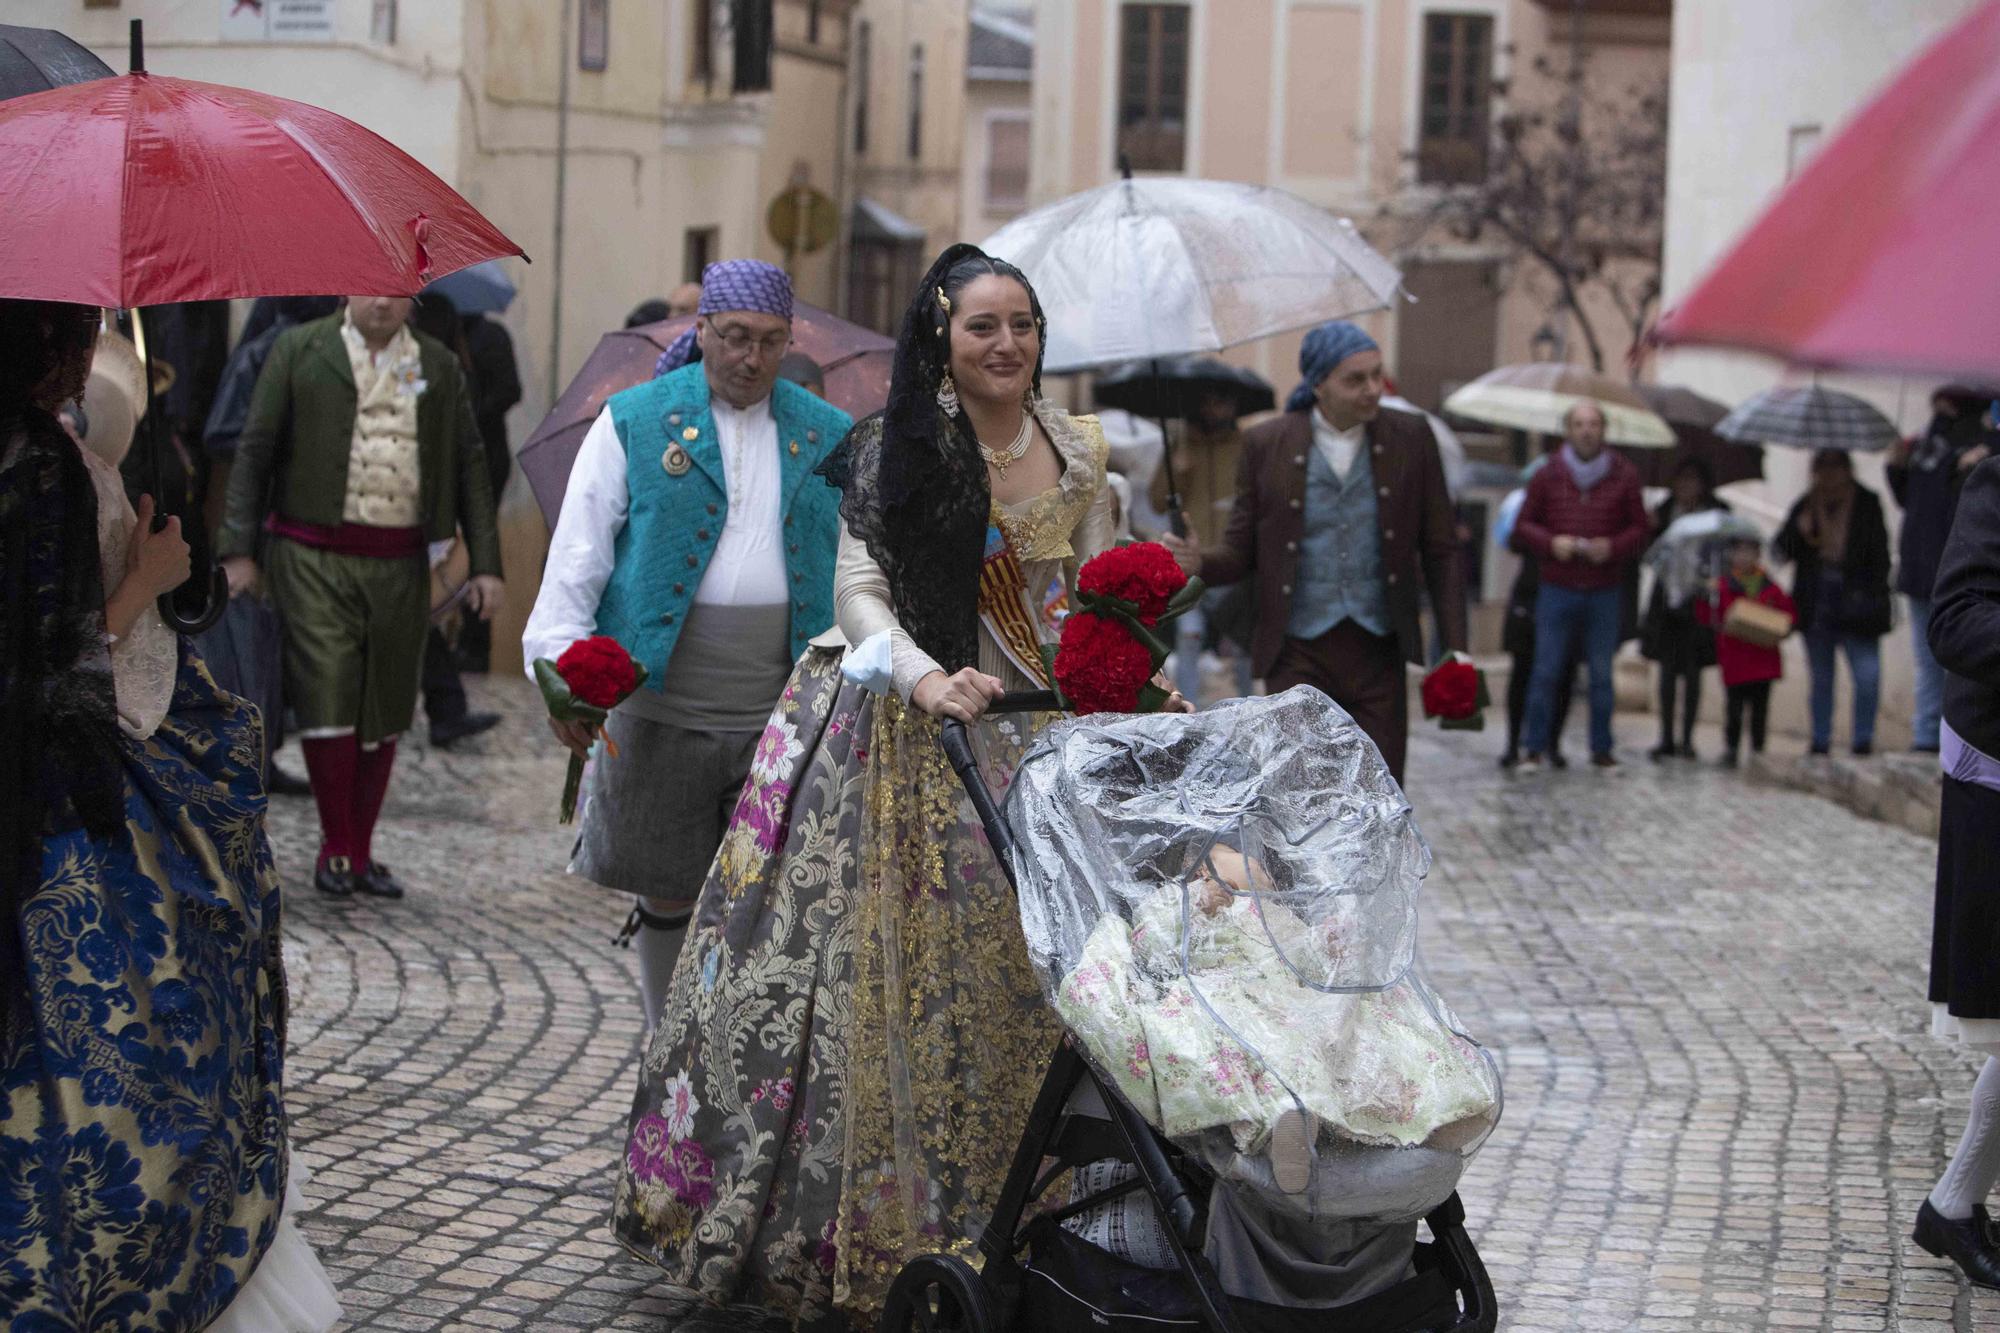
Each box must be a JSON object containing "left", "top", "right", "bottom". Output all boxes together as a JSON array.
[
  {"left": 819, "top": 409, "right": 990, "bottom": 674},
  {"left": 2, "top": 408, "right": 125, "bottom": 1018}
]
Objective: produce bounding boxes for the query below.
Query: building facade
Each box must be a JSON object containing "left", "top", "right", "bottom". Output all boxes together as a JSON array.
[{"left": 1025, "top": 0, "right": 1672, "bottom": 413}]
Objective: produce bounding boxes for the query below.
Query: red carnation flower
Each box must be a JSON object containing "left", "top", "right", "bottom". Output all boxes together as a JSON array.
[
  {"left": 557, "top": 635, "right": 641, "bottom": 709},
  {"left": 1420, "top": 658, "right": 1480, "bottom": 721},
  {"left": 1053, "top": 612, "right": 1155, "bottom": 715},
  {"left": 1076, "top": 542, "right": 1188, "bottom": 626}
]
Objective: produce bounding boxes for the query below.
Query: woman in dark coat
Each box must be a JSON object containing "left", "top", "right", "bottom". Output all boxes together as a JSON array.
[
  {"left": 1642, "top": 460, "right": 1726, "bottom": 759},
  {"left": 1913, "top": 455, "right": 2000, "bottom": 1289},
  {"left": 1774, "top": 449, "right": 1893, "bottom": 756}
]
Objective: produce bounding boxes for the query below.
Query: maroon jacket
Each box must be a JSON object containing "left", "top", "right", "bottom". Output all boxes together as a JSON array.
[
  {"left": 1512, "top": 451, "right": 1652, "bottom": 593},
  {"left": 1198, "top": 406, "right": 1466, "bottom": 678}
]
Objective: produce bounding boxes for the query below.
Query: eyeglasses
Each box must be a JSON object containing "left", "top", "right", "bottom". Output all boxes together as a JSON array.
[{"left": 710, "top": 325, "right": 793, "bottom": 358}]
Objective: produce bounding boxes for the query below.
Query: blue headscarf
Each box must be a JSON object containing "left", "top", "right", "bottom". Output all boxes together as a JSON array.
[
  {"left": 654, "top": 259, "right": 796, "bottom": 376},
  {"left": 1285, "top": 320, "right": 1380, "bottom": 414}
]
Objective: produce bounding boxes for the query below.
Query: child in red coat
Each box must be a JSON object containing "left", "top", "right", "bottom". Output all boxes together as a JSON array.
[{"left": 1696, "top": 538, "right": 1798, "bottom": 765}]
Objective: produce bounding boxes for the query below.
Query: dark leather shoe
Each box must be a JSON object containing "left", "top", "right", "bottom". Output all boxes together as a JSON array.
[
  {"left": 356, "top": 860, "right": 407, "bottom": 899},
  {"left": 1914, "top": 1198, "right": 2000, "bottom": 1289},
  {"left": 431, "top": 711, "right": 501, "bottom": 749},
  {"left": 1591, "top": 752, "right": 1619, "bottom": 768},
  {"left": 314, "top": 856, "right": 358, "bottom": 897},
  {"left": 1548, "top": 751, "right": 1570, "bottom": 770},
  {"left": 268, "top": 763, "right": 313, "bottom": 797}
]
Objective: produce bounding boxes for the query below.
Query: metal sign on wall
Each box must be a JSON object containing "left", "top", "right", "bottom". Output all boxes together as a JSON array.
[{"left": 219, "top": 0, "right": 337, "bottom": 42}]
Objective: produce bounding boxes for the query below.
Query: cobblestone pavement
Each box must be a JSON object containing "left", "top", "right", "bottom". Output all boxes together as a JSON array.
[{"left": 273, "top": 675, "right": 1999, "bottom": 1332}]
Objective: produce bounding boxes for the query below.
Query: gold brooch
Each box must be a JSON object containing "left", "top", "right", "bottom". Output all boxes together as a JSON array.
[{"left": 662, "top": 445, "right": 692, "bottom": 477}]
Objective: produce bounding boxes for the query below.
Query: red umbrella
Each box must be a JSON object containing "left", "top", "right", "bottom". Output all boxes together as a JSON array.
[
  {"left": 1656, "top": 0, "right": 2000, "bottom": 380},
  {"left": 0, "top": 70, "right": 524, "bottom": 306},
  {"left": 518, "top": 305, "right": 894, "bottom": 527}
]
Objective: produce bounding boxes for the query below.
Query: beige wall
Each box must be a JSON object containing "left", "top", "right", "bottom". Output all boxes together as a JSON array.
[
  {"left": 758, "top": 2, "right": 856, "bottom": 308},
  {"left": 853, "top": 0, "right": 972, "bottom": 246}
]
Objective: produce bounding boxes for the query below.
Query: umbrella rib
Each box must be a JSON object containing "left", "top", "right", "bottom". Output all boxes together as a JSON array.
[{"left": 266, "top": 112, "right": 411, "bottom": 283}]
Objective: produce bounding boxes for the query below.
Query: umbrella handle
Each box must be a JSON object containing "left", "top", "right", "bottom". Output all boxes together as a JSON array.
[{"left": 158, "top": 566, "right": 229, "bottom": 636}]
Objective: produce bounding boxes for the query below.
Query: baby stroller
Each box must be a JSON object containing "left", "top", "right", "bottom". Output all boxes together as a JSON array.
[{"left": 878, "top": 688, "right": 1500, "bottom": 1333}]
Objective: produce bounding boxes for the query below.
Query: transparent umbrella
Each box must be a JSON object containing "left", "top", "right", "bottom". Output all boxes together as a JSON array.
[{"left": 983, "top": 172, "right": 1401, "bottom": 528}]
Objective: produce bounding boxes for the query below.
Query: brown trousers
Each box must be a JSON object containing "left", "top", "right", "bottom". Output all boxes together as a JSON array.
[{"left": 1268, "top": 620, "right": 1410, "bottom": 784}]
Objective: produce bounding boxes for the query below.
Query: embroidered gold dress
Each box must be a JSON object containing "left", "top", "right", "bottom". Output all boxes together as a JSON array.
[{"left": 612, "top": 407, "right": 1113, "bottom": 1328}]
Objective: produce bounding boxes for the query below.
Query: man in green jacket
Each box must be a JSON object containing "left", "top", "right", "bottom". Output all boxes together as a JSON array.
[{"left": 217, "top": 296, "right": 503, "bottom": 900}]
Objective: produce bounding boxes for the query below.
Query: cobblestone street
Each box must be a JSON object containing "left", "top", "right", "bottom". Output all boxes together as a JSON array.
[{"left": 274, "top": 675, "right": 2000, "bottom": 1332}]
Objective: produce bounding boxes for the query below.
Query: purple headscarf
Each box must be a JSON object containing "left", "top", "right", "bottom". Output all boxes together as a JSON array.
[{"left": 654, "top": 260, "right": 796, "bottom": 376}]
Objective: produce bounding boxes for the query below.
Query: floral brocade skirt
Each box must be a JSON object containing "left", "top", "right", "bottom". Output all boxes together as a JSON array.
[
  {"left": 1, "top": 646, "right": 289, "bottom": 1332},
  {"left": 611, "top": 646, "right": 1063, "bottom": 1328}
]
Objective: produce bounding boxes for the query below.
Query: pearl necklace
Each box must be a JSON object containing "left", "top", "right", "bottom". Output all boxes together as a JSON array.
[{"left": 977, "top": 410, "right": 1033, "bottom": 476}]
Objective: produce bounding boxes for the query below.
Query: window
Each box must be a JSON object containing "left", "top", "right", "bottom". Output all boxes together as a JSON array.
[
  {"left": 985, "top": 114, "right": 1031, "bottom": 212},
  {"left": 684, "top": 227, "right": 719, "bottom": 285},
  {"left": 579, "top": 0, "right": 609, "bottom": 72},
  {"left": 908, "top": 44, "right": 925, "bottom": 160},
  {"left": 1417, "top": 12, "right": 1494, "bottom": 185},
  {"left": 1117, "top": 4, "right": 1189, "bottom": 172},
  {"left": 370, "top": 0, "right": 397, "bottom": 43},
  {"left": 854, "top": 20, "right": 871, "bottom": 153},
  {"left": 732, "top": 0, "right": 775, "bottom": 93},
  {"left": 693, "top": 0, "right": 714, "bottom": 86}
]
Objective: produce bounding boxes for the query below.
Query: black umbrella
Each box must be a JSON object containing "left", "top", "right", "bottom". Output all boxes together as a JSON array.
[
  {"left": 1617, "top": 383, "right": 1764, "bottom": 489},
  {"left": 0, "top": 24, "right": 113, "bottom": 99},
  {"left": 1094, "top": 355, "right": 1276, "bottom": 420}
]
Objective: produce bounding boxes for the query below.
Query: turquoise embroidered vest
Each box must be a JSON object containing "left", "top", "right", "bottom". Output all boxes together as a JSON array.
[{"left": 592, "top": 366, "right": 852, "bottom": 690}]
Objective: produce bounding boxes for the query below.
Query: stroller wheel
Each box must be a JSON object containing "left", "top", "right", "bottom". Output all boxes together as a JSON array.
[{"left": 877, "top": 1253, "right": 994, "bottom": 1333}]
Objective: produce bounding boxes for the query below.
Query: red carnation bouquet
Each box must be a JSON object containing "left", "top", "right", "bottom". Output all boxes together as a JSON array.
[
  {"left": 1048, "top": 542, "right": 1205, "bottom": 715},
  {"left": 534, "top": 635, "right": 650, "bottom": 823},
  {"left": 1419, "top": 652, "right": 1490, "bottom": 731}
]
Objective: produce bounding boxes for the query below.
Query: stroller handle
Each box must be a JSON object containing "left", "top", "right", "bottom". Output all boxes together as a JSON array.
[{"left": 936, "top": 691, "right": 1058, "bottom": 888}]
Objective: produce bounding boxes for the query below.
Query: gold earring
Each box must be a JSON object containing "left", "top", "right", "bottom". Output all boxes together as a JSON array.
[{"left": 936, "top": 369, "right": 960, "bottom": 416}]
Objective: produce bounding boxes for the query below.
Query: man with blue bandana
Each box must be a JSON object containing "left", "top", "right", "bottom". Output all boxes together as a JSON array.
[
  {"left": 1163, "top": 320, "right": 1464, "bottom": 784},
  {"left": 523, "top": 260, "right": 851, "bottom": 1032}
]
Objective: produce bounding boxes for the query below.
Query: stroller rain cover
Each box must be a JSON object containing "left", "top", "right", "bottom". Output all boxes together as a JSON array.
[{"left": 1003, "top": 687, "right": 1502, "bottom": 1224}]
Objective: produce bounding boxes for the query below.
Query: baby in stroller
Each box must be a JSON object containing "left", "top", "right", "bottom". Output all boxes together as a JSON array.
[{"left": 1007, "top": 687, "right": 1502, "bottom": 1314}]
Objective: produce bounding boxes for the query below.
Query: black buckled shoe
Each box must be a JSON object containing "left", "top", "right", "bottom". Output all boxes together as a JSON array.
[
  {"left": 314, "top": 856, "right": 358, "bottom": 897},
  {"left": 356, "top": 860, "right": 407, "bottom": 899},
  {"left": 1914, "top": 1198, "right": 2000, "bottom": 1289},
  {"left": 431, "top": 711, "right": 502, "bottom": 749}
]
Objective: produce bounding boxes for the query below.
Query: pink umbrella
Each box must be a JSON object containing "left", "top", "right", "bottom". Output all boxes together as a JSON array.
[{"left": 1656, "top": 1, "right": 2000, "bottom": 380}]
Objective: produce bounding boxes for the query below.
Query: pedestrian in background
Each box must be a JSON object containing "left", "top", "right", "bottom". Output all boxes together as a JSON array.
[
  {"left": 218, "top": 295, "right": 504, "bottom": 900},
  {"left": 1696, "top": 536, "right": 1794, "bottom": 767},
  {"left": 1495, "top": 480, "right": 1577, "bottom": 768},
  {"left": 1510, "top": 400, "right": 1652, "bottom": 769},
  {"left": 1642, "top": 459, "right": 1726, "bottom": 760},
  {"left": 1913, "top": 454, "right": 2000, "bottom": 1291},
  {"left": 1888, "top": 387, "right": 1996, "bottom": 753},
  {"left": 1775, "top": 448, "right": 1892, "bottom": 757}
]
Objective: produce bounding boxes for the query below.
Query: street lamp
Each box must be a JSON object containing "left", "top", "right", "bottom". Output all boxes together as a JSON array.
[{"left": 1531, "top": 322, "right": 1561, "bottom": 362}]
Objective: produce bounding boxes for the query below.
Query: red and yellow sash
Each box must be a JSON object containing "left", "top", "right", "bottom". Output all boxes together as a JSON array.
[{"left": 979, "top": 521, "right": 1054, "bottom": 686}]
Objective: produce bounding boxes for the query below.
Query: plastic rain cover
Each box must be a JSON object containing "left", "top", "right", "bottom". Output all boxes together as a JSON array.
[{"left": 1003, "top": 687, "right": 1502, "bottom": 1224}]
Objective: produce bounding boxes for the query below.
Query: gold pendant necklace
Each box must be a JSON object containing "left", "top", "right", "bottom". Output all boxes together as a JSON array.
[{"left": 978, "top": 411, "right": 1033, "bottom": 476}]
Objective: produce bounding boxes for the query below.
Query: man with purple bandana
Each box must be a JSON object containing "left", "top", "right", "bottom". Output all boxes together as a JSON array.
[{"left": 523, "top": 261, "right": 852, "bottom": 1031}]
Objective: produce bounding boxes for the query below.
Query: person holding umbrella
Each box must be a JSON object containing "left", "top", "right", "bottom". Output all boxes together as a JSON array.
[
  {"left": 216, "top": 295, "right": 505, "bottom": 900},
  {"left": 1, "top": 298, "right": 342, "bottom": 1332},
  {"left": 1162, "top": 321, "right": 1465, "bottom": 783},
  {"left": 521, "top": 259, "right": 852, "bottom": 1034},
  {"left": 1774, "top": 449, "right": 1893, "bottom": 756}
]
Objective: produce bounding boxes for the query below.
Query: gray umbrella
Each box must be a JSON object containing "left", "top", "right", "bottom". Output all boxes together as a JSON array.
[
  {"left": 1715, "top": 384, "right": 1901, "bottom": 452},
  {"left": 0, "top": 24, "right": 113, "bottom": 100}
]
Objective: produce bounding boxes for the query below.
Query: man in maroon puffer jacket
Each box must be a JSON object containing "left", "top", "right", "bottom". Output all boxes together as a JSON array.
[{"left": 1509, "top": 400, "right": 1651, "bottom": 768}]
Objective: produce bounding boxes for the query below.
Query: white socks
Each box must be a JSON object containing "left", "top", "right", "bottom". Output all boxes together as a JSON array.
[
  {"left": 635, "top": 918, "right": 689, "bottom": 1039},
  {"left": 1932, "top": 1056, "right": 2000, "bottom": 1221}
]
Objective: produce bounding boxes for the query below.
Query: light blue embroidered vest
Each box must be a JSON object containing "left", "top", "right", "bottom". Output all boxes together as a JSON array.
[
  {"left": 591, "top": 366, "right": 852, "bottom": 690},
  {"left": 1287, "top": 442, "right": 1390, "bottom": 640}
]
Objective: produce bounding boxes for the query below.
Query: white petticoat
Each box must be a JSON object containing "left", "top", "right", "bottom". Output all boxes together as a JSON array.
[
  {"left": 1932, "top": 1003, "right": 2000, "bottom": 1055},
  {"left": 204, "top": 1171, "right": 343, "bottom": 1333}
]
